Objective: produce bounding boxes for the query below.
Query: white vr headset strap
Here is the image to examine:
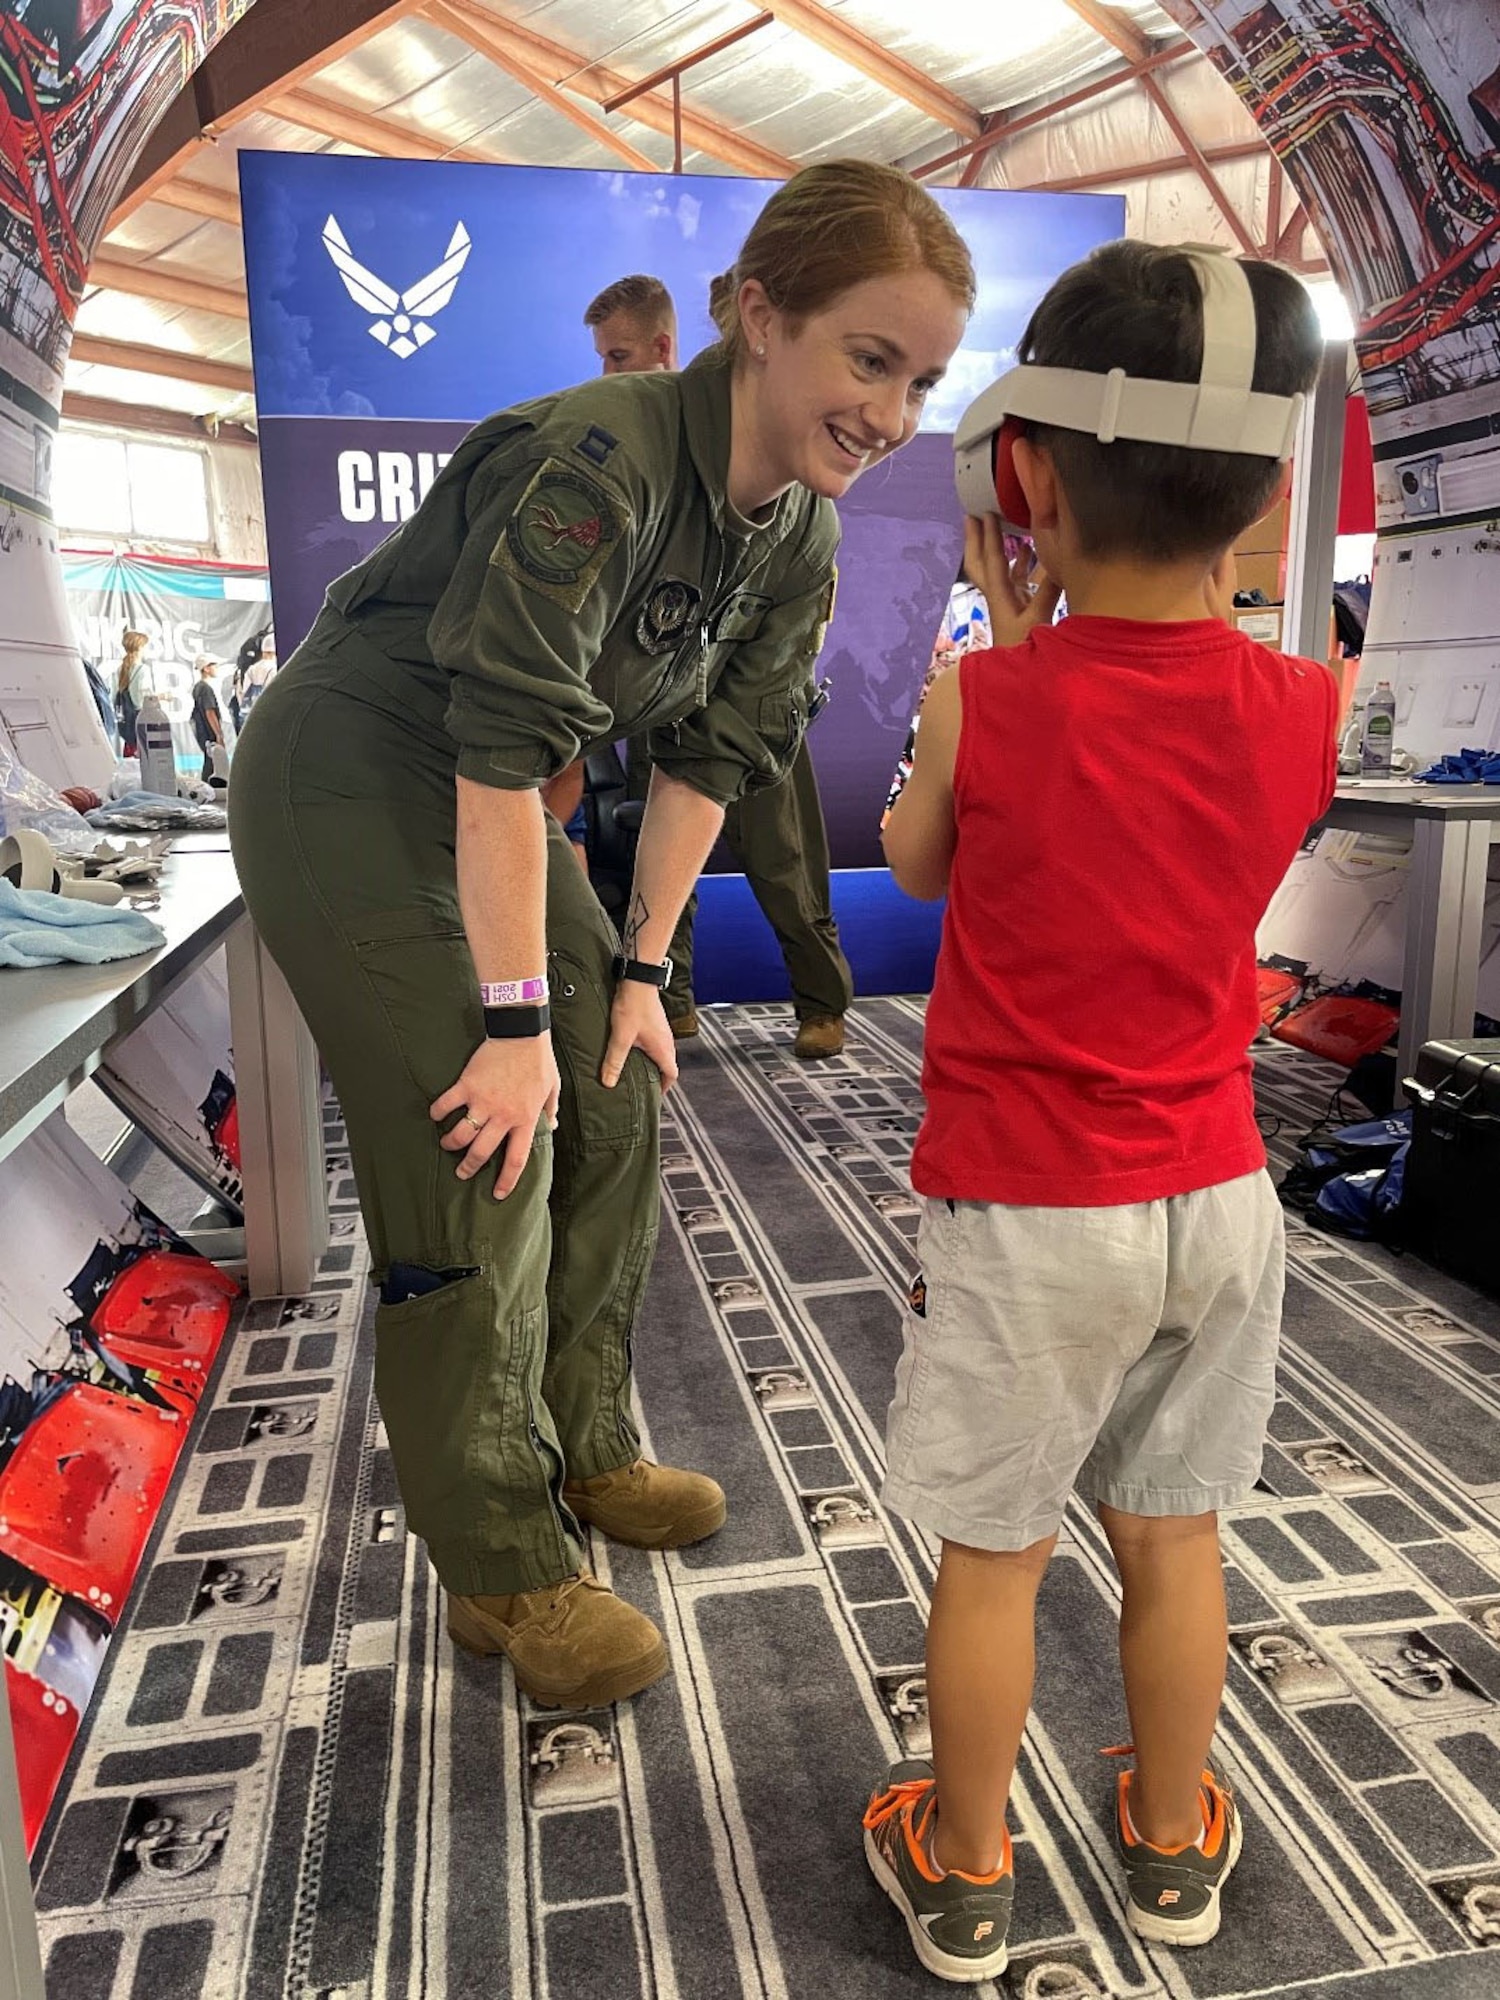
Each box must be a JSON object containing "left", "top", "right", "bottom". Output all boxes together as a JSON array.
[{"left": 953, "top": 248, "right": 1305, "bottom": 474}]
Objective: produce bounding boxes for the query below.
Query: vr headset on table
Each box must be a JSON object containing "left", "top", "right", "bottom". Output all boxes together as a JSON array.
[{"left": 953, "top": 248, "right": 1307, "bottom": 531}]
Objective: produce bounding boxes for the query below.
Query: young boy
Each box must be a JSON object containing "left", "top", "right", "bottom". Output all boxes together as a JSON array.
[{"left": 865, "top": 241, "right": 1334, "bottom": 1984}]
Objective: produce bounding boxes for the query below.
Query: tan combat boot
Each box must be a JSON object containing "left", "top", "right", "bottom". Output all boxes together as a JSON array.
[
  {"left": 794, "top": 1013, "right": 845, "bottom": 1060},
  {"left": 447, "top": 1574, "right": 668, "bottom": 1708},
  {"left": 564, "top": 1459, "right": 726, "bottom": 1549},
  {"left": 669, "top": 1008, "right": 700, "bottom": 1040}
]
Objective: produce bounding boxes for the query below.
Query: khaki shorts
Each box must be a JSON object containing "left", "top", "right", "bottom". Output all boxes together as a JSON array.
[{"left": 882, "top": 1171, "right": 1284, "bottom": 1551}]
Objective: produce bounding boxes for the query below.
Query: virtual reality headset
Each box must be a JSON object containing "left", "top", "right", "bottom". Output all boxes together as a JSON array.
[{"left": 953, "top": 248, "right": 1307, "bottom": 532}]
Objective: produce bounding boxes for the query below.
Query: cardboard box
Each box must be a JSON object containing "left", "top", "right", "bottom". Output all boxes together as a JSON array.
[
  {"left": 1236, "top": 607, "right": 1283, "bottom": 646},
  {"left": 1237, "top": 495, "right": 1289, "bottom": 558},
  {"left": 1234, "top": 550, "right": 1284, "bottom": 601}
]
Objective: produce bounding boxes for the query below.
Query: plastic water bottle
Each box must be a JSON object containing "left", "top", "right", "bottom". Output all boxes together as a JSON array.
[
  {"left": 1361, "top": 680, "right": 1396, "bottom": 776},
  {"left": 136, "top": 694, "right": 178, "bottom": 798}
]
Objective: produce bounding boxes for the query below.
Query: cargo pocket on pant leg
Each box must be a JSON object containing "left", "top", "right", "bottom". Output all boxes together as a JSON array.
[
  {"left": 549, "top": 947, "right": 654, "bottom": 1152},
  {"left": 373, "top": 1268, "right": 492, "bottom": 1544}
]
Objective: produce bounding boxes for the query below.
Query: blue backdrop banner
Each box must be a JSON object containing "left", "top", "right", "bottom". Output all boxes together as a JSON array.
[{"left": 240, "top": 157, "right": 1122, "bottom": 891}]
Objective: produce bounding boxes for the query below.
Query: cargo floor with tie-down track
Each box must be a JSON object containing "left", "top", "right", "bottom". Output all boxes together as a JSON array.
[{"left": 28, "top": 1016, "right": 1500, "bottom": 2000}]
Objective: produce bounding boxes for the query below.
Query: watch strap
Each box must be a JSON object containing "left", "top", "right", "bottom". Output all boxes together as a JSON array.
[
  {"left": 612, "top": 954, "right": 672, "bottom": 989},
  {"left": 483, "top": 1003, "right": 551, "bottom": 1039}
]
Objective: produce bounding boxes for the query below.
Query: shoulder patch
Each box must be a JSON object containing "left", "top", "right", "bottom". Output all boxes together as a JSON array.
[
  {"left": 575, "top": 423, "right": 619, "bottom": 468},
  {"left": 492, "top": 457, "right": 625, "bottom": 611}
]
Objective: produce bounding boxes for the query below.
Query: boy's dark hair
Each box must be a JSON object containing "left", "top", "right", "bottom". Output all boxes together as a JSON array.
[
  {"left": 1018, "top": 241, "right": 1322, "bottom": 564},
  {"left": 583, "top": 273, "right": 676, "bottom": 334}
]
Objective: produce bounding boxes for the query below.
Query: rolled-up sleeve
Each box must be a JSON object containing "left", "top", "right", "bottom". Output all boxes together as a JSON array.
[
  {"left": 649, "top": 504, "right": 840, "bottom": 807},
  {"left": 427, "top": 442, "right": 640, "bottom": 789}
]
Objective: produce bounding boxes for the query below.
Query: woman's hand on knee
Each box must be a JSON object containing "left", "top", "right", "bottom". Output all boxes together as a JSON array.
[
  {"left": 602, "top": 983, "right": 679, "bottom": 1095},
  {"left": 430, "top": 1037, "right": 562, "bottom": 1199}
]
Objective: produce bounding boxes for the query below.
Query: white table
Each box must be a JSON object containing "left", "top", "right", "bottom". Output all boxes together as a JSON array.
[
  {"left": 1314, "top": 780, "right": 1500, "bottom": 1097},
  {"left": 0, "top": 834, "right": 327, "bottom": 1996}
]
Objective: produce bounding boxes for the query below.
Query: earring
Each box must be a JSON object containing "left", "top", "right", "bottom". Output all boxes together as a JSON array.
[{"left": 755, "top": 343, "right": 766, "bottom": 359}]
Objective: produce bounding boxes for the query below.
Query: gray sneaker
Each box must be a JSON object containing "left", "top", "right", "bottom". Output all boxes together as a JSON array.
[
  {"left": 863, "top": 1760, "right": 1013, "bottom": 1984},
  {"left": 1112, "top": 1762, "right": 1242, "bottom": 1946}
]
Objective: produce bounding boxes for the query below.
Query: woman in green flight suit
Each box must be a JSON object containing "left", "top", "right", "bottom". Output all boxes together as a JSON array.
[{"left": 230, "top": 159, "right": 973, "bottom": 1712}]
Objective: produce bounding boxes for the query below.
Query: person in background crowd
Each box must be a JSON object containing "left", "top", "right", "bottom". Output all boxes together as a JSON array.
[
  {"left": 233, "top": 631, "right": 278, "bottom": 725},
  {"left": 537, "top": 276, "right": 688, "bottom": 867},
  {"left": 585, "top": 273, "right": 854, "bottom": 1060},
  {"left": 80, "top": 653, "right": 118, "bottom": 749},
  {"left": 114, "top": 629, "right": 150, "bottom": 754},
  {"left": 584, "top": 273, "right": 678, "bottom": 375},
  {"left": 229, "top": 160, "right": 972, "bottom": 1716},
  {"left": 191, "top": 655, "right": 226, "bottom": 780}
]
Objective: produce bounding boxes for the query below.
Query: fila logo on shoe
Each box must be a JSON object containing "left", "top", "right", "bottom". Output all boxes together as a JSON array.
[
  {"left": 1158, "top": 1889, "right": 1182, "bottom": 1906},
  {"left": 973, "top": 1921, "right": 995, "bottom": 1942}
]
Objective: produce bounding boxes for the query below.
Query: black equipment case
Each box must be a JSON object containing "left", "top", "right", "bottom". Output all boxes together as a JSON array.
[{"left": 1402, "top": 1039, "right": 1500, "bottom": 1295}]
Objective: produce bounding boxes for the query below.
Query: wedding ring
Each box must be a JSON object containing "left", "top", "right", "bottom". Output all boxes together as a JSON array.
[{"left": 460, "top": 1112, "right": 484, "bottom": 1133}]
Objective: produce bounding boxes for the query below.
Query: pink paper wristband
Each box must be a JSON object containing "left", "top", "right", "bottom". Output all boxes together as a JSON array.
[{"left": 479, "top": 975, "right": 549, "bottom": 1006}]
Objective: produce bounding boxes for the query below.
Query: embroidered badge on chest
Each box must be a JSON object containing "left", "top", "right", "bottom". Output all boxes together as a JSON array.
[
  {"left": 636, "top": 576, "right": 702, "bottom": 655},
  {"left": 494, "top": 458, "right": 625, "bottom": 611}
]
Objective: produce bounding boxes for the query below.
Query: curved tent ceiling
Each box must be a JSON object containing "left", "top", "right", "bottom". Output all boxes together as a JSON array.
[{"left": 67, "top": 0, "right": 1322, "bottom": 438}]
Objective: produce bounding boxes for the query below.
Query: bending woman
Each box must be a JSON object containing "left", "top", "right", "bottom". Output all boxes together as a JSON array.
[{"left": 230, "top": 159, "right": 972, "bottom": 1711}]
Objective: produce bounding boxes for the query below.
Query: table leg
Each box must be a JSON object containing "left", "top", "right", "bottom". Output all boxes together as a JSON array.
[
  {"left": 1398, "top": 816, "right": 1493, "bottom": 1099},
  {"left": 226, "top": 916, "right": 329, "bottom": 1299},
  {"left": 0, "top": 1688, "right": 44, "bottom": 2000}
]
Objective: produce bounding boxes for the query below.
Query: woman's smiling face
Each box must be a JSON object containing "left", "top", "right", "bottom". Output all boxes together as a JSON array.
[{"left": 745, "top": 268, "right": 969, "bottom": 504}]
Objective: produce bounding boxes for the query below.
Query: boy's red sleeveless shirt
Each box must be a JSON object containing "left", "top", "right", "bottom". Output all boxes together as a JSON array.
[{"left": 911, "top": 616, "right": 1339, "bottom": 1206}]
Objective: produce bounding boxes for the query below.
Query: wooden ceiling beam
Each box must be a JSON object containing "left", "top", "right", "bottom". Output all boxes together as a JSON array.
[
  {"left": 61, "top": 393, "right": 259, "bottom": 445},
  {"left": 268, "top": 85, "right": 506, "bottom": 162},
  {"left": 422, "top": 0, "right": 656, "bottom": 171},
  {"left": 1138, "top": 72, "right": 1258, "bottom": 255},
  {"left": 68, "top": 334, "right": 255, "bottom": 395},
  {"left": 1058, "top": 0, "right": 1152, "bottom": 66},
  {"left": 601, "top": 14, "right": 775, "bottom": 113},
  {"left": 1007, "top": 139, "right": 1267, "bottom": 195},
  {"left": 86, "top": 256, "right": 250, "bottom": 320},
  {"left": 762, "top": 0, "right": 981, "bottom": 137},
  {"left": 147, "top": 179, "right": 243, "bottom": 229},
  {"left": 437, "top": 2, "right": 796, "bottom": 178},
  {"left": 115, "top": 0, "right": 426, "bottom": 219},
  {"left": 913, "top": 43, "right": 1193, "bottom": 179}
]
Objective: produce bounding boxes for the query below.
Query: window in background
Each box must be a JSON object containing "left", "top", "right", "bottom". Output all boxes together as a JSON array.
[{"left": 54, "top": 429, "right": 212, "bottom": 546}]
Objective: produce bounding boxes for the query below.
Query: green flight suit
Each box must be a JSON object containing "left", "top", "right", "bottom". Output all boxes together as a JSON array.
[
  {"left": 635, "top": 732, "right": 853, "bottom": 1023},
  {"left": 229, "top": 350, "right": 838, "bottom": 1596}
]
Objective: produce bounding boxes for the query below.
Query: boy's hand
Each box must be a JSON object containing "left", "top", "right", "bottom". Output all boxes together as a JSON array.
[{"left": 963, "top": 515, "right": 1062, "bottom": 647}]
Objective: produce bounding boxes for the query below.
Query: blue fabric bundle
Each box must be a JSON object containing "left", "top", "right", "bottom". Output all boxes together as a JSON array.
[
  {"left": 0, "top": 881, "right": 166, "bottom": 967},
  {"left": 1415, "top": 747, "right": 1500, "bottom": 784}
]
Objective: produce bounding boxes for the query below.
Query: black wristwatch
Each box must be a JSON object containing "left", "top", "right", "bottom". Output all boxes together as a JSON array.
[
  {"left": 612, "top": 954, "right": 673, "bottom": 989},
  {"left": 483, "top": 1002, "right": 551, "bottom": 1038}
]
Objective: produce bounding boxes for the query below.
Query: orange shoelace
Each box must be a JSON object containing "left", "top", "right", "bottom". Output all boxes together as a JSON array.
[{"left": 862, "top": 1777, "right": 934, "bottom": 1836}]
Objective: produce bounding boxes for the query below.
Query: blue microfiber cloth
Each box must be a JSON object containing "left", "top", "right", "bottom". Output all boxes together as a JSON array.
[
  {"left": 0, "top": 880, "right": 166, "bottom": 967},
  {"left": 1415, "top": 747, "right": 1500, "bottom": 784}
]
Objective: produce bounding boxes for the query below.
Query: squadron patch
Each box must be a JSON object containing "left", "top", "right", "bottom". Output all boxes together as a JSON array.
[
  {"left": 709, "top": 589, "right": 773, "bottom": 645},
  {"left": 493, "top": 458, "right": 624, "bottom": 611},
  {"left": 908, "top": 1271, "right": 927, "bottom": 1319},
  {"left": 636, "top": 576, "right": 702, "bottom": 655}
]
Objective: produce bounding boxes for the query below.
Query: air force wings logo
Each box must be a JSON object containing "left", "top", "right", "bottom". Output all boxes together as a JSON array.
[{"left": 322, "top": 215, "right": 471, "bottom": 359}]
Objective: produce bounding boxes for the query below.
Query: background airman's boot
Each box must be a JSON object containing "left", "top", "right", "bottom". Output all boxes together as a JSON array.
[
  {"left": 447, "top": 1574, "right": 668, "bottom": 1707},
  {"left": 794, "top": 1013, "right": 845, "bottom": 1059},
  {"left": 564, "top": 1459, "right": 726, "bottom": 1548}
]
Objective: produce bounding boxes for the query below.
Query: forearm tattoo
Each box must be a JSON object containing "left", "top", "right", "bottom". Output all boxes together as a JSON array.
[{"left": 622, "top": 892, "right": 651, "bottom": 959}]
